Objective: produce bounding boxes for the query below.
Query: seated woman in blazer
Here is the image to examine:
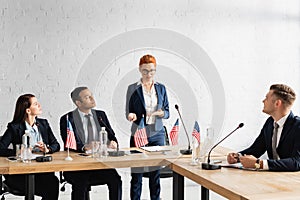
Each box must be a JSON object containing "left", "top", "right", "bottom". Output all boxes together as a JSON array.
[{"left": 0, "top": 94, "right": 60, "bottom": 200}]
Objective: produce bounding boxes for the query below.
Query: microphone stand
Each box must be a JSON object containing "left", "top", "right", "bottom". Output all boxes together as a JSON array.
[
  {"left": 202, "top": 123, "right": 244, "bottom": 170},
  {"left": 108, "top": 142, "right": 125, "bottom": 157},
  {"left": 175, "top": 104, "right": 192, "bottom": 155}
]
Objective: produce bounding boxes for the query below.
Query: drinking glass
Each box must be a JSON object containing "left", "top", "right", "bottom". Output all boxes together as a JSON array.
[
  {"left": 15, "top": 144, "right": 21, "bottom": 161},
  {"left": 199, "top": 127, "right": 214, "bottom": 162},
  {"left": 91, "top": 141, "right": 100, "bottom": 158}
]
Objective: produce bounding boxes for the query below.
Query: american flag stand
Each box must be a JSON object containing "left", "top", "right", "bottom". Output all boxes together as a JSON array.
[
  {"left": 65, "top": 115, "right": 77, "bottom": 161},
  {"left": 65, "top": 148, "right": 72, "bottom": 161},
  {"left": 169, "top": 118, "right": 179, "bottom": 146},
  {"left": 191, "top": 121, "right": 201, "bottom": 165},
  {"left": 134, "top": 116, "right": 149, "bottom": 158}
]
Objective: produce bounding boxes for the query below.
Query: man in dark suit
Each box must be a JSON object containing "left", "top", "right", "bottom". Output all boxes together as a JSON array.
[
  {"left": 60, "top": 86, "right": 122, "bottom": 200},
  {"left": 227, "top": 84, "right": 300, "bottom": 171}
]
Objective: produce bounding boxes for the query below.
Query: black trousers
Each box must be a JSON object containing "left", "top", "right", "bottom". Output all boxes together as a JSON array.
[
  {"left": 4, "top": 172, "right": 59, "bottom": 200},
  {"left": 64, "top": 169, "right": 122, "bottom": 200}
]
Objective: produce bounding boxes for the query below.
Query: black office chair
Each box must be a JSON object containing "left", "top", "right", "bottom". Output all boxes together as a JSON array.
[
  {"left": 0, "top": 174, "right": 25, "bottom": 200},
  {"left": 143, "top": 126, "right": 173, "bottom": 178},
  {"left": 60, "top": 171, "right": 106, "bottom": 199},
  {"left": 0, "top": 136, "right": 25, "bottom": 200}
]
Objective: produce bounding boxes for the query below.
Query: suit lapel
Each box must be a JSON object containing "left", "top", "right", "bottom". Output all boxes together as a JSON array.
[
  {"left": 278, "top": 113, "right": 294, "bottom": 147},
  {"left": 92, "top": 110, "right": 100, "bottom": 140},
  {"left": 36, "top": 119, "right": 45, "bottom": 142},
  {"left": 72, "top": 109, "right": 85, "bottom": 143},
  {"left": 267, "top": 122, "right": 275, "bottom": 149},
  {"left": 16, "top": 122, "right": 26, "bottom": 139},
  {"left": 136, "top": 84, "right": 145, "bottom": 108},
  {"left": 154, "top": 83, "right": 162, "bottom": 110}
]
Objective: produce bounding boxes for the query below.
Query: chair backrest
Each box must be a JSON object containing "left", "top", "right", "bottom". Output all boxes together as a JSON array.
[
  {"left": 3, "top": 177, "right": 25, "bottom": 195},
  {"left": 0, "top": 136, "right": 25, "bottom": 199}
]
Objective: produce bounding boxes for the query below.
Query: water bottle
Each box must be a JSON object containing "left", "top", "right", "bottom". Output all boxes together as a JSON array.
[
  {"left": 99, "top": 127, "right": 108, "bottom": 158},
  {"left": 199, "top": 126, "right": 214, "bottom": 162},
  {"left": 21, "top": 130, "right": 32, "bottom": 163}
]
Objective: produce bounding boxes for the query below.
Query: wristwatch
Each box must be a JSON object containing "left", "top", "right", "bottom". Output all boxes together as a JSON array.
[{"left": 254, "top": 159, "right": 260, "bottom": 169}]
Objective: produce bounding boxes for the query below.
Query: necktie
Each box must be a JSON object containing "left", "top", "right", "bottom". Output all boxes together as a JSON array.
[
  {"left": 272, "top": 122, "right": 279, "bottom": 160},
  {"left": 85, "top": 114, "right": 94, "bottom": 144}
]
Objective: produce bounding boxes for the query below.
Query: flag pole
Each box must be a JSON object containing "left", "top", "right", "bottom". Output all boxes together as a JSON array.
[
  {"left": 141, "top": 144, "right": 148, "bottom": 158},
  {"left": 190, "top": 121, "right": 200, "bottom": 165},
  {"left": 65, "top": 147, "right": 73, "bottom": 161}
]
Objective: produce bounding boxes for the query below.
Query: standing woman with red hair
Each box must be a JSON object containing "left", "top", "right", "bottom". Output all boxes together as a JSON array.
[{"left": 126, "top": 54, "right": 170, "bottom": 200}]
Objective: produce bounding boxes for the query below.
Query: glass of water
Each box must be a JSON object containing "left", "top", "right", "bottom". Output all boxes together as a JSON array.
[{"left": 15, "top": 144, "right": 22, "bottom": 161}]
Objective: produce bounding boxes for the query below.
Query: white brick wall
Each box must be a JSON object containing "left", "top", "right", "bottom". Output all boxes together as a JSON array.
[{"left": 1, "top": 0, "right": 300, "bottom": 153}]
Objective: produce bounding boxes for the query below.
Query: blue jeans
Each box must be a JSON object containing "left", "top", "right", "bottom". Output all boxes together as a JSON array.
[{"left": 130, "top": 125, "right": 165, "bottom": 200}]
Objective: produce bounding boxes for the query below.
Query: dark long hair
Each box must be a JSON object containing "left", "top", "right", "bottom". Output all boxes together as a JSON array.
[{"left": 12, "top": 94, "right": 35, "bottom": 123}]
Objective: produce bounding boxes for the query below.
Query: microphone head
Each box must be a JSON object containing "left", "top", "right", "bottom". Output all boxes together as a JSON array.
[
  {"left": 238, "top": 123, "right": 244, "bottom": 128},
  {"left": 175, "top": 104, "right": 179, "bottom": 110}
]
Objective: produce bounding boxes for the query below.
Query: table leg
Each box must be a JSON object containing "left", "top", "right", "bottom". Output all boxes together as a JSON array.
[
  {"left": 173, "top": 171, "right": 184, "bottom": 200},
  {"left": 201, "top": 186, "right": 209, "bottom": 200},
  {"left": 25, "top": 174, "right": 35, "bottom": 200}
]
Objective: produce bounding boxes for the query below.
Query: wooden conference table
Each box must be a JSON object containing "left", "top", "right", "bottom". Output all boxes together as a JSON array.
[
  {"left": 0, "top": 147, "right": 178, "bottom": 200},
  {"left": 2, "top": 147, "right": 300, "bottom": 200},
  {"left": 170, "top": 153, "right": 300, "bottom": 200}
]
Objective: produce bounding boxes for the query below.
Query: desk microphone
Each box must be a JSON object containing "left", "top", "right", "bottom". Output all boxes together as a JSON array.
[
  {"left": 99, "top": 117, "right": 125, "bottom": 157},
  {"left": 202, "top": 123, "right": 244, "bottom": 170},
  {"left": 175, "top": 104, "right": 192, "bottom": 155}
]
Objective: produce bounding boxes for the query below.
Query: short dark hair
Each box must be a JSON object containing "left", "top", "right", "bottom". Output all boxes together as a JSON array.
[
  {"left": 70, "top": 86, "right": 88, "bottom": 104},
  {"left": 270, "top": 84, "right": 296, "bottom": 106}
]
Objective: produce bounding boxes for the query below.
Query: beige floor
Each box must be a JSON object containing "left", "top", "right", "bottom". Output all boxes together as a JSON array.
[{"left": 2, "top": 169, "right": 225, "bottom": 200}]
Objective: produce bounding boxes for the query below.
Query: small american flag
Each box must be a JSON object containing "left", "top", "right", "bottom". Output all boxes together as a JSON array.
[
  {"left": 192, "top": 121, "right": 200, "bottom": 145},
  {"left": 169, "top": 119, "right": 179, "bottom": 145},
  {"left": 134, "top": 117, "right": 148, "bottom": 147},
  {"left": 65, "top": 116, "right": 77, "bottom": 150}
]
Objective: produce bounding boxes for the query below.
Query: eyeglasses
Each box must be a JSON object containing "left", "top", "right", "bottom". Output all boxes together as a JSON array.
[{"left": 141, "top": 69, "right": 156, "bottom": 75}]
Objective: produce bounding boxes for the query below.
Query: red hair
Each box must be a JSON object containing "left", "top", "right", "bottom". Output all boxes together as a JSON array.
[{"left": 139, "top": 54, "right": 156, "bottom": 67}]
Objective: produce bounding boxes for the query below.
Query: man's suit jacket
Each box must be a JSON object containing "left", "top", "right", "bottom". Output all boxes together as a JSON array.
[
  {"left": 240, "top": 112, "right": 300, "bottom": 171},
  {"left": 60, "top": 109, "right": 118, "bottom": 152},
  {"left": 125, "top": 82, "right": 169, "bottom": 134},
  {"left": 0, "top": 118, "right": 60, "bottom": 156}
]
